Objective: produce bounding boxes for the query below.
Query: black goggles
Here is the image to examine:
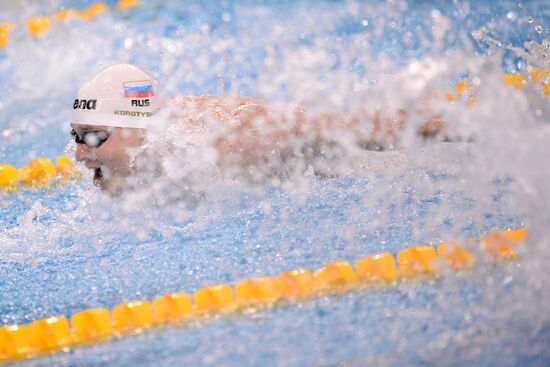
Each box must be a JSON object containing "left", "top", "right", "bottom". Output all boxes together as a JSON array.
[{"left": 71, "top": 129, "right": 114, "bottom": 148}]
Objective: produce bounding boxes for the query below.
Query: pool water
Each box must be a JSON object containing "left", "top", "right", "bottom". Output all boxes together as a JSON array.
[{"left": 1, "top": 1, "right": 550, "bottom": 366}]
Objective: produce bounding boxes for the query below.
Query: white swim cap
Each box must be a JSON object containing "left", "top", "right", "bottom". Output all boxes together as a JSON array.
[{"left": 71, "top": 64, "right": 164, "bottom": 129}]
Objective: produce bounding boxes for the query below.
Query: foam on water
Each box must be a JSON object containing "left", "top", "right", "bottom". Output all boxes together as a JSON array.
[{"left": 1, "top": 0, "right": 549, "bottom": 365}]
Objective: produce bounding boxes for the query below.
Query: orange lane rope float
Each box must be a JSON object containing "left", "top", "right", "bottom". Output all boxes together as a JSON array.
[
  {"left": 0, "top": 156, "right": 79, "bottom": 192},
  {"left": 0, "top": 22, "right": 12, "bottom": 48},
  {"left": 0, "top": 227, "right": 527, "bottom": 364},
  {"left": 424, "top": 69, "right": 549, "bottom": 107},
  {"left": 0, "top": 1, "right": 139, "bottom": 42},
  {"left": 502, "top": 67, "right": 550, "bottom": 96},
  {"left": 0, "top": 2, "right": 549, "bottom": 98}
]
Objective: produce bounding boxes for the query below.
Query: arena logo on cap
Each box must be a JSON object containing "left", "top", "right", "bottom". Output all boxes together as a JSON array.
[
  {"left": 123, "top": 80, "right": 155, "bottom": 98},
  {"left": 73, "top": 99, "right": 97, "bottom": 110}
]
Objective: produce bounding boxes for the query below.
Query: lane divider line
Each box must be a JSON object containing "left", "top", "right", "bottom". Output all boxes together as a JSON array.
[
  {"left": 0, "top": 2, "right": 547, "bottom": 97},
  {"left": 0, "top": 1, "right": 139, "bottom": 42},
  {"left": 0, "top": 227, "right": 527, "bottom": 364},
  {"left": 0, "top": 156, "right": 79, "bottom": 193}
]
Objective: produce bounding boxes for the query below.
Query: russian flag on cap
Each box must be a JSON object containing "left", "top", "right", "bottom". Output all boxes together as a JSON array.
[{"left": 123, "top": 80, "right": 155, "bottom": 98}]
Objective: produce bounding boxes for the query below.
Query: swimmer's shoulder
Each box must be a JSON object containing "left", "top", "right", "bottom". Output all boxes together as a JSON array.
[
  {"left": 169, "top": 95, "right": 267, "bottom": 122},
  {"left": 169, "top": 95, "right": 262, "bottom": 109},
  {"left": 169, "top": 95, "right": 211, "bottom": 110},
  {"left": 167, "top": 95, "right": 266, "bottom": 127}
]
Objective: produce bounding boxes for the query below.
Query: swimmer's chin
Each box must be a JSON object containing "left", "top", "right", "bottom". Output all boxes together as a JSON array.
[{"left": 92, "top": 169, "right": 129, "bottom": 196}]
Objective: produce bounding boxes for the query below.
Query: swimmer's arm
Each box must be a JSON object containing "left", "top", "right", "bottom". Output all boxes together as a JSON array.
[
  {"left": 170, "top": 95, "right": 445, "bottom": 153},
  {"left": 284, "top": 105, "right": 445, "bottom": 149},
  {"left": 170, "top": 95, "right": 264, "bottom": 116},
  {"left": 358, "top": 108, "right": 445, "bottom": 149}
]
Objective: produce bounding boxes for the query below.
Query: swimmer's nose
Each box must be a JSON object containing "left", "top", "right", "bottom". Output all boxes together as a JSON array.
[{"left": 75, "top": 144, "right": 95, "bottom": 164}]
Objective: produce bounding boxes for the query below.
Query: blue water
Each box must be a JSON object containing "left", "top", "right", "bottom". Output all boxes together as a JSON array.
[{"left": 1, "top": 0, "right": 549, "bottom": 366}]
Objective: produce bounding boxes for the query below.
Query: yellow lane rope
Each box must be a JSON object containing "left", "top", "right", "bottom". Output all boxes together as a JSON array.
[
  {"left": 0, "top": 2, "right": 548, "bottom": 96},
  {"left": 0, "top": 156, "right": 79, "bottom": 193},
  {"left": 0, "top": 0, "right": 139, "bottom": 42},
  {"left": 0, "top": 227, "right": 527, "bottom": 363}
]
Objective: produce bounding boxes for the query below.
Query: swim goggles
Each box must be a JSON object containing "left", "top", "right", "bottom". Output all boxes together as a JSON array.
[{"left": 71, "top": 129, "right": 114, "bottom": 148}]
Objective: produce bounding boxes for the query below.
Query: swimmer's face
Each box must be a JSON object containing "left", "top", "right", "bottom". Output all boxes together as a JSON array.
[{"left": 72, "top": 124, "right": 146, "bottom": 195}]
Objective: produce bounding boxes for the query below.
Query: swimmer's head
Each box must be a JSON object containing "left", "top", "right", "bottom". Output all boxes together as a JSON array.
[
  {"left": 71, "top": 64, "right": 164, "bottom": 195},
  {"left": 71, "top": 63, "right": 164, "bottom": 128}
]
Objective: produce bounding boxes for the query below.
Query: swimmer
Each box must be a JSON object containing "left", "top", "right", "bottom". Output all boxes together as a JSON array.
[{"left": 71, "top": 64, "right": 443, "bottom": 194}]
